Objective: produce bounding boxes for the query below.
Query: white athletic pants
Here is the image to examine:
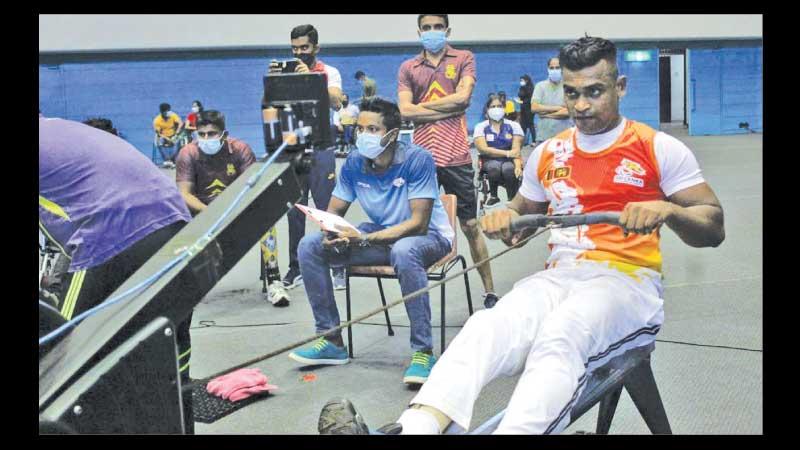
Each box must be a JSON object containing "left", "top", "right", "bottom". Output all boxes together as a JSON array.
[{"left": 409, "top": 263, "right": 665, "bottom": 434}]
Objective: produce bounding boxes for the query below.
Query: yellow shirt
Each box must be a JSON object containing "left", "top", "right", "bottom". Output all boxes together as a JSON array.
[
  {"left": 505, "top": 100, "right": 516, "bottom": 114},
  {"left": 153, "top": 113, "right": 181, "bottom": 138}
]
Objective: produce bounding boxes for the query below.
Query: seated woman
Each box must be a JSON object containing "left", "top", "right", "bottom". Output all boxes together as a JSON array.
[
  {"left": 185, "top": 100, "right": 203, "bottom": 134},
  {"left": 473, "top": 94, "right": 524, "bottom": 207}
]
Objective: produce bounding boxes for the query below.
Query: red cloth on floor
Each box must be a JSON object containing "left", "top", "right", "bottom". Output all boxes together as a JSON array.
[{"left": 206, "top": 368, "right": 278, "bottom": 402}]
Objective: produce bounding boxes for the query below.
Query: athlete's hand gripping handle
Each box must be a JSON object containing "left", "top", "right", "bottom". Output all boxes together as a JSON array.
[{"left": 510, "top": 212, "right": 622, "bottom": 234}]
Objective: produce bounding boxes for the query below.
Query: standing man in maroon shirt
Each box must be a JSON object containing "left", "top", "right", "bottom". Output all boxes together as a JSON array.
[{"left": 398, "top": 14, "right": 498, "bottom": 308}]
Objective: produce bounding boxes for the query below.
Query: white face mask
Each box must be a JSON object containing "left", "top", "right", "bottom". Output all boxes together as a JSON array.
[
  {"left": 191, "top": 106, "right": 200, "bottom": 113},
  {"left": 488, "top": 107, "right": 505, "bottom": 122},
  {"left": 520, "top": 80, "right": 526, "bottom": 86},
  {"left": 197, "top": 131, "right": 226, "bottom": 155},
  {"left": 356, "top": 130, "right": 396, "bottom": 159}
]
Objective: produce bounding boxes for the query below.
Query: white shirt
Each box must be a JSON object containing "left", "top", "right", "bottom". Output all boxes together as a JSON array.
[
  {"left": 520, "top": 118, "right": 705, "bottom": 202},
  {"left": 320, "top": 62, "right": 342, "bottom": 90}
]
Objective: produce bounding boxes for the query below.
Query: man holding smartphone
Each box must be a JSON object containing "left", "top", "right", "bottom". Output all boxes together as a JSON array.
[{"left": 266, "top": 24, "right": 346, "bottom": 290}]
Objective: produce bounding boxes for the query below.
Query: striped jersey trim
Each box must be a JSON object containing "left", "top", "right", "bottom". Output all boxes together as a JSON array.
[{"left": 543, "top": 324, "right": 661, "bottom": 434}]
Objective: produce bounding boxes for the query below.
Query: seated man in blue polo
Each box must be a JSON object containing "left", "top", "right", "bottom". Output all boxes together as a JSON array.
[{"left": 290, "top": 97, "right": 454, "bottom": 385}]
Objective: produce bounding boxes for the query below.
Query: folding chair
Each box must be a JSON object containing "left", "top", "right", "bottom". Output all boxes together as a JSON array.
[
  {"left": 152, "top": 134, "right": 177, "bottom": 165},
  {"left": 344, "top": 194, "right": 474, "bottom": 357}
]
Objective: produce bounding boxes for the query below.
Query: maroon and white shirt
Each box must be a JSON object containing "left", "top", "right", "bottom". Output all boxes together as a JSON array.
[
  {"left": 175, "top": 137, "right": 256, "bottom": 205},
  {"left": 398, "top": 45, "right": 476, "bottom": 167}
]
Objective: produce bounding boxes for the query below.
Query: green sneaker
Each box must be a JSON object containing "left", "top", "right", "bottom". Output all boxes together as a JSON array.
[
  {"left": 403, "top": 351, "right": 437, "bottom": 385},
  {"left": 289, "top": 337, "right": 349, "bottom": 366}
]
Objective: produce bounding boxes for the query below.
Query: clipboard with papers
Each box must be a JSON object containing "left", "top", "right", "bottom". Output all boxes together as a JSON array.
[{"left": 295, "top": 204, "right": 361, "bottom": 235}]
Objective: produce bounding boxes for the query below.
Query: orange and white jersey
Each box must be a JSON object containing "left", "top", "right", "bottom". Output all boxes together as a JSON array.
[{"left": 519, "top": 118, "right": 705, "bottom": 284}]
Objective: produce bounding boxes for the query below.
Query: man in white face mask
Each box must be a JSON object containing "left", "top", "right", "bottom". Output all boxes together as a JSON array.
[
  {"left": 531, "top": 57, "right": 574, "bottom": 142},
  {"left": 175, "top": 110, "right": 292, "bottom": 307},
  {"left": 290, "top": 97, "right": 455, "bottom": 387}
]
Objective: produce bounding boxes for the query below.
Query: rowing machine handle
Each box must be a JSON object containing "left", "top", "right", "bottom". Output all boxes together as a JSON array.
[{"left": 510, "top": 212, "right": 622, "bottom": 233}]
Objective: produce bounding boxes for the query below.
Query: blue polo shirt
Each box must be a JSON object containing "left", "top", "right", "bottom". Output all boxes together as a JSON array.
[
  {"left": 332, "top": 141, "right": 455, "bottom": 244},
  {"left": 473, "top": 119, "right": 525, "bottom": 152}
]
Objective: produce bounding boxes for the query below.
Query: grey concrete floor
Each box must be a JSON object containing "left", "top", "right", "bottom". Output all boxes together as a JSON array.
[{"left": 176, "top": 126, "right": 762, "bottom": 434}]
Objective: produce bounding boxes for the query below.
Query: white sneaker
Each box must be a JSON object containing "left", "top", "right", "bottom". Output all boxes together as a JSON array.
[{"left": 267, "top": 283, "right": 291, "bottom": 307}]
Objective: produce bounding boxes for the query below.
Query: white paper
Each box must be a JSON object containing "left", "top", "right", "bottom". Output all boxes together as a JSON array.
[{"left": 295, "top": 204, "right": 361, "bottom": 235}]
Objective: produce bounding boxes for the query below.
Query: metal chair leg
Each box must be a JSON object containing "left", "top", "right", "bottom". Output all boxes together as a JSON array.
[
  {"left": 595, "top": 383, "right": 624, "bottom": 434},
  {"left": 460, "top": 256, "right": 474, "bottom": 315},
  {"left": 440, "top": 280, "right": 446, "bottom": 354},
  {"left": 623, "top": 359, "right": 672, "bottom": 434},
  {"left": 376, "top": 278, "right": 394, "bottom": 336},
  {"left": 346, "top": 271, "right": 354, "bottom": 358}
]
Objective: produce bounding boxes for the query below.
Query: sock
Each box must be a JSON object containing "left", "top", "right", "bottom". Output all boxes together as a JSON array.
[{"left": 397, "top": 408, "right": 442, "bottom": 435}]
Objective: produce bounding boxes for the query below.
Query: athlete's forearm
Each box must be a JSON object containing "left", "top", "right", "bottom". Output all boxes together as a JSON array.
[
  {"left": 665, "top": 203, "right": 725, "bottom": 248},
  {"left": 530, "top": 103, "right": 562, "bottom": 114},
  {"left": 181, "top": 192, "right": 208, "bottom": 215},
  {"left": 363, "top": 218, "right": 428, "bottom": 246},
  {"left": 401, "top": 103, "right": 462, "bottom": 123},
  {"left": 419, "top": 91, "right": 471, "bottom": 113}
]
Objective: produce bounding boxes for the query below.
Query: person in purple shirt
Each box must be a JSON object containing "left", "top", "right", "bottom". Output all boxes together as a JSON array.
[{"left": 39, "top": 116, "right": 195, "bottom": 432}]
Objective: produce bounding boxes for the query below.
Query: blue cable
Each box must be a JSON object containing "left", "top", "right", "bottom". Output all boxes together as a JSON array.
[{"left": 39, "top": 142, "right": 291, "bottom": 346}]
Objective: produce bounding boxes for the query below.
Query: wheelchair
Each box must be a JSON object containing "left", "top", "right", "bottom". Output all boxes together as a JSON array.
[
  {"left": 475, "top": 156, "right": 523, "bottom": 216},
  {"left": 39, "top": 232, "right": 66, "bottom": 309}
]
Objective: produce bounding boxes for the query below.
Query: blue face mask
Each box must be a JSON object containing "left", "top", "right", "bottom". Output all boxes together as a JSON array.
[
  {"left": 548, "top": 69, "right": 562, "bottom": 83},
  {"left": 356, "top": 130, "right": 395, "bottom": 159},
  {"left": 198, "top": 135, "right": 224, "bottom": 155},
  {"left": 420, "top": 30, "right": 447, "bottom": 53}
]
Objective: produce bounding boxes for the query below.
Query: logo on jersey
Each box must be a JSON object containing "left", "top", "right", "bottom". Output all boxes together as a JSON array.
[
  {"left": 545, "top": 166, "right": 572, "bottom": 181},
  {"left": 422, "top": 81, "right": 449, "bottom": 102},
  {"left": 613, "top": 158, "right": 646, "bottom": 187},
  {"left": 445, "top": 64, "right": 456, "bottom": 80},
  {"left": 206, "top": 179, "right": 227, "bottom": 197},
  {"left": 392, "top": 177, "right": 406, "bottom": 188},
  {"left": 227, "top": 164, "right": 236, "bottom": 176},
  {"left": 549, "top": 138, "right": 575, "bottom": 167},
  {"left": 357, "top": 181, "right": 371, "bottom": 189}
]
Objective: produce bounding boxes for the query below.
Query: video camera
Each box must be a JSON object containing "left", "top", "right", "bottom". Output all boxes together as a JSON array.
[
  {"left": 273, "top": 59, "right": 299, "bottom": 73},
  {"left": 261, "top": 72, "right": 332, "bottom": 163}
]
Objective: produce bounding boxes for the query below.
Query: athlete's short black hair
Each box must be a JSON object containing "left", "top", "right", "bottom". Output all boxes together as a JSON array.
[
  {"left": 196, "top": 110, "right": 226, "bottom": 131},
  {"left": 417, "top": 14, "right": 449, "bottom": 29},
  {"left": 359, "top": 97, "right": 401, "bottom": 131},
  {"left": 159, "top": 103, "right": 171, "bottom": 113},
  {"left": 559, "top": 36, "right": 618, "bottom": 80},
  {"left": 291, "top": 24, "right": 318, "bottom": 45}
]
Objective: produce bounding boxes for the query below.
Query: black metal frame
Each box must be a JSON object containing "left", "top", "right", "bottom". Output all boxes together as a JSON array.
[{"left": 344, "top": 255, "right": 474, "bottom": 358}]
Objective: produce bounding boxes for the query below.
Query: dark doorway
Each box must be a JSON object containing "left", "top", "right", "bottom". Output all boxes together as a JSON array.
[{"left": 659, "top": 56, "right": 671, "bottom": 123}]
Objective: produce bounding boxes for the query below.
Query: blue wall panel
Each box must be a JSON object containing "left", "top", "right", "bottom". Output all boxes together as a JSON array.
[
  {"left": 688, "top": 47, "right": 762, "bottom": 135},
  {"left": 39, "top": 45, "right": 665, "bottom": 158},
  {"left": 38, "top": 66, "right": 67, "bottom": 118},
  {"left": 617, "top": 49, "right": 660, "bottom": 130}
]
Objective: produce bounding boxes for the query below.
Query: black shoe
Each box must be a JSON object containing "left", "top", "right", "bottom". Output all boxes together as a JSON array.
[
  {"left": 318, "top": 398, "right": 370, "bottom": 435},
  {"left": 282, "top": 267, "right": 303, "bottom": 289},
  {"left": 375, "top": 423, "right": 403, "bottom": 435},
  {"left": 483, "top": 292, "right": 499, "bottom": 309}
]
